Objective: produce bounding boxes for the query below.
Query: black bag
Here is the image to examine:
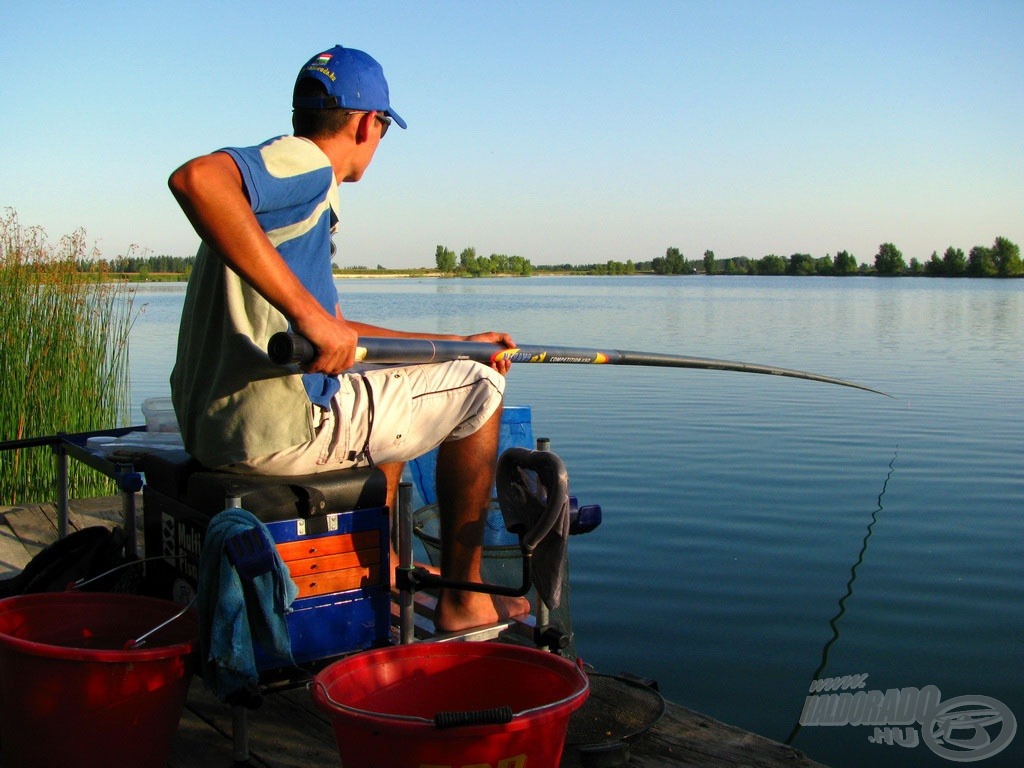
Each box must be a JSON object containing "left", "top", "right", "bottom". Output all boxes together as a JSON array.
[{"left": 0, "top": 526, "right": 130, "bottom": 597}]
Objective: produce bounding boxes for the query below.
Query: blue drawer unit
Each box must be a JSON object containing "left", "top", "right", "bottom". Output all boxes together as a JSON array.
[
  {"left": 142, "top": 450, "right": 392, "bottom": 670},
  {"left": 257, "top": 507, "right": 390, "bottom": 667}
]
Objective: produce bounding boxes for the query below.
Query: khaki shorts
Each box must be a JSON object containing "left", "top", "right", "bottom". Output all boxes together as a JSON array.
[{"left": 233, "top": 360, "right": 505, "bottom": 475}]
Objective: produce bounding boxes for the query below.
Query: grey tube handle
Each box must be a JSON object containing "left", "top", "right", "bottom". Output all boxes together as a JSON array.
[{"left": 434, "top": 706, "right": 514, "bottom": 729}]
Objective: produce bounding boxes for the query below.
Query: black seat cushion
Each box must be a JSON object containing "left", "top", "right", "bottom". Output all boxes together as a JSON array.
[{"left": 143, "top": 451, "right": 388, "bottom": 522}]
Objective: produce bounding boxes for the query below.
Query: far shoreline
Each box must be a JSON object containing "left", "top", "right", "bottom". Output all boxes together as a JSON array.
[
  {"left": 108, "top": 267, "right": 1021, "bottom": 283},
  {"left": 114, "top": 270, "right": 602, "bottom": 282}
]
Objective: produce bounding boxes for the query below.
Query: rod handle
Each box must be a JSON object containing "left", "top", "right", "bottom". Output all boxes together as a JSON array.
[{"left": 268, "top": 332, "right": 315, "bottom": 365}]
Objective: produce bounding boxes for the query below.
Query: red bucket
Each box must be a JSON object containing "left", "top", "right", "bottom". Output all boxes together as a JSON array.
[
  {"left": 313, "top": 642, "right": 589, "bottom": 768},
  {"left": 0, "top": 592, "right": 198, "bottom": 768}
]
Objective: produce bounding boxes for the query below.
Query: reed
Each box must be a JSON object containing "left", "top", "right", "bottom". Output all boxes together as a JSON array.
[{"left": 1, "top": 209, "right": 136, "bottom": 504}]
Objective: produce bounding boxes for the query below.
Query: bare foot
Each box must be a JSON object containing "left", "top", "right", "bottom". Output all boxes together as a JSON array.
[{"left": 433, "top": 590, "right": 531, "bottom": 633}]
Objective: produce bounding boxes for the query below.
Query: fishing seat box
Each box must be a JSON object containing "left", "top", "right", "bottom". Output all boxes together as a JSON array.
[{"left": 142, "top": 450, "right": 391, "bottom": 671}]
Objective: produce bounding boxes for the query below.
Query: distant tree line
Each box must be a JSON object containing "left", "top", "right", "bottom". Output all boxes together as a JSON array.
[
  {"left": 680, "top": 236, "right": 1022, "bottom": 278},
  {"left": 435, "top": 245, "right": 532, "bottom": 277},
  {"left": 918, "top": 237, "right": 1021, "bottom": 277},
  {"left": 66, "top": 236, "right": 1022, "bottom": 280},
  {"left": 653, "top": 247, "right": 696, "bottom": 274},
  {"left": 535, "top": 260, "right": 639, "bottom": 275},
  {"left": 702, "top": 249, "right": 862, "bottom": 276},
  {"left": 80, "top": 254, "right": 195, "bottom": 278}
]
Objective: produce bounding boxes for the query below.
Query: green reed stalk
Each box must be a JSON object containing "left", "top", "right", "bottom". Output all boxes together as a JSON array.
[{"left": 1, "top": 209, "right": 136, "bottom": 504}]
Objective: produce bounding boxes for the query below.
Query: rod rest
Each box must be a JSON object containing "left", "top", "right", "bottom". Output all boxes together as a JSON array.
[{"left": 142, "top": 450, "right": 388, "bottom": 520}]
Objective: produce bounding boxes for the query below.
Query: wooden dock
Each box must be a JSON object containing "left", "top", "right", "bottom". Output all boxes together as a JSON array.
[{"left": 0, "top": 497, "right": 829, "bottom": 768}]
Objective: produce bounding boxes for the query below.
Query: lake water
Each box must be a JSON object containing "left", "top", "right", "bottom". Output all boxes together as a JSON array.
[{"left": 125, "top": 276, "right": 1022, "bottom": 767}]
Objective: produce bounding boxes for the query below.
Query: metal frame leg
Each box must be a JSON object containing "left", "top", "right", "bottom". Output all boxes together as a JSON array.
[
  {"left": 119, "top": 470, "right": 138, "bottom": 559},
  {"left": 398, "top": 482, "right": 415, "bottom": 644},
  {"left": 56, "top": 445, "right": 70, "bottom": 540}
]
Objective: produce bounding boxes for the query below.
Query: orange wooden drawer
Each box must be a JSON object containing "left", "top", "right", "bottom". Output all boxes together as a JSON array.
[
  {"left": 284, "top": 548, "right": 380, "bottom": 578},
  {"left": 290, "top": 565, "right": 379, "bottom": 597},
  {"left": 275, "top": 530, "right": 379, "bottom": 562}
]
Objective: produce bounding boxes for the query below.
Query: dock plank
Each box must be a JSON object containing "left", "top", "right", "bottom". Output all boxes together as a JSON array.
[
  {"left": 626, "top": 701, "right": 827, "bottom": 767},
  {"left": 0, "top": 504, "right": 61, "bottom": 563},
  {"left": 0, "top": 513, "right": 33, "bottom": 574},
  {"left": 0, "top": 496, "right": 143, "bottom": 581},
  {"left": 176, "top": 682, "right": 339, "bottom": 768},
  {"left": 168, "top": 701, "right": 248, "bottom": 768}
]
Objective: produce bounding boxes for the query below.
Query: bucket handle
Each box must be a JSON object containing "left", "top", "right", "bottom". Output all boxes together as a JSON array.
[
  {"left": 313, "top": 679, "right": 584, "bottom": 729},
  {"left": 313, "top": 680, "right": 435, "bottom": 726},
  {"left": 316, "top": 681, "right": 516, "bottom": 728},
  {"left": 124, "top": 597, "right": 196, "bottom": 650},
  {"left": 70, "top": 553, "right": 185, "bottom": 591}
]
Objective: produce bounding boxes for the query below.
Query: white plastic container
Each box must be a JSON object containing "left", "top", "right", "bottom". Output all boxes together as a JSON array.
[{"left": 142, "top": 397, "right": 179, "bottom": 433}]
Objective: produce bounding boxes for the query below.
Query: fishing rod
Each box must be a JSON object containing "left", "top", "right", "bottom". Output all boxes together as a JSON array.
[
  {"left": 0, "top": 425, "right": 144, "bottom": 453},
  {"left": 268, "top": 332, "right": 891, "bottom": 398}
]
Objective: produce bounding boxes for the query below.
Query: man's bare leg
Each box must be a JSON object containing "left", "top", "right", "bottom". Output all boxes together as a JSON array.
[
  {"left": 432, "top": 405, "right": 530, "bottom": 632},
  {"left": 377, "top": 461, "right": 404, "bottom": 586},
  {"left": 376, "top": 461, "right": 439, "bottom": 587}
]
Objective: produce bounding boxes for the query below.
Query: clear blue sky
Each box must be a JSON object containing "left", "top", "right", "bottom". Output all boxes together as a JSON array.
[{"left": 2, "top": 1, "right": 1021, "bottom": 268}]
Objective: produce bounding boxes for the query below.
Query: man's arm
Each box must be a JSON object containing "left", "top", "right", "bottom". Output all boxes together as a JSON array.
[
  {"left": 169, "top": 151, "right": 513, "bottom": 375},
  {"left": 167, "top": 152, "right": 361, "bottom": 373}
]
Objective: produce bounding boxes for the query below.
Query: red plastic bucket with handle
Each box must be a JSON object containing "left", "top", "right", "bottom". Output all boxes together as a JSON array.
[
  {"left": 0, "top": 592, "right": 198, "bottom": 768},
  {"left": 313, "top": 641, "right": 589, "bottom": 768}
]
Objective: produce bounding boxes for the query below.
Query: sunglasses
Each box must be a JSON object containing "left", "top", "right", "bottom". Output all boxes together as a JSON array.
[{"left": 342, "top": 111, "right": 391, "bottom": 138}]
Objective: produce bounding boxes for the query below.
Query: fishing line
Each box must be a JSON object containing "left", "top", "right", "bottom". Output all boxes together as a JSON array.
[{"left": 785, "top": 447, "right": 900, "bottom": 745}]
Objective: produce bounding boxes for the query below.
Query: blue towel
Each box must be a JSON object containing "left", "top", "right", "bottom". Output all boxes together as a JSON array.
[{"left": 197, "top": 508, "right": 299, "bottom": 702}]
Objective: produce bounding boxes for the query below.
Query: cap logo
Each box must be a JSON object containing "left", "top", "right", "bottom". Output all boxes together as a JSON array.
[
  {"left": 314, "top": 53, "right": 332, "bottom": 65},
  {"left": 303, "top": 62, "right": 336, "bottom": 82}
]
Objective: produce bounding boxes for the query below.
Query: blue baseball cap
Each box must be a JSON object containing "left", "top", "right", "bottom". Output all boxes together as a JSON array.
[{"left": 293, "top": 45, "right": 406, "bottom": 129}]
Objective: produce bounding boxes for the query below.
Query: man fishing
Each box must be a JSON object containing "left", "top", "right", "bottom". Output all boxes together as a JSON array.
[{"left": 167, "top": 44, "right": 527, "bottom": 632}]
